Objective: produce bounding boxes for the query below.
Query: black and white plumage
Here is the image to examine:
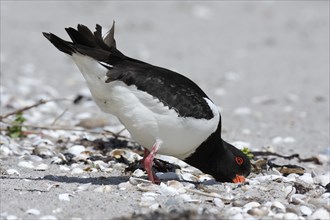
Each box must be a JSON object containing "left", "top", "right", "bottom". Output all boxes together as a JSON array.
[{"left": 43, "top": 23, "right": 251, "bottom": 184}]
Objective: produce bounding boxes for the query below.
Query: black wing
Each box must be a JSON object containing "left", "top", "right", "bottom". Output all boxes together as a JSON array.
[{"left": 106, "top": 59, "right": 215, "bottom": 120}]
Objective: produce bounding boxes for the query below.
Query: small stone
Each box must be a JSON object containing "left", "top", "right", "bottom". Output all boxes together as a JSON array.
[
  {"left": 58, "top": 193, "right": 70, "bottom": 201},
  {"left": 213, "top": 198, "right": 224, "bottom": 208},
  {"left": 298, "top": 173, "right": 314, "bottom": 184},
  {"left": 71, "top": 167, "right": 84, "bottom": 175},
  {"left": 59, "top": 165, "right": 70, "bottom": 171},
  {"left": 283, "top": 137, "right": 296, "bottom": 143},
  {"left": 283, "top": 212, "right": 299, "bottom": 220},
  {"left": 75, "top": 183, "right": 91, "bottom": 192},
  {"left": 67, "top": 145, "right": 86, "bottom": 156},
  {"left": 314, "top": 173, "right": 330, "bottom": 186},
  {"left": 272, "top": 136, "right": 283, "bottom": 144},
  {"left": 232, "top": 200, "right": 247, "bottom": 207},
  {"left": 18, "top": 161, "right": 34, "bottom": 169},
  {"left": 39, "top": 215, "right": 57, "bottom": 220},
  {"left": 132, "top": 169, "right": 146, "bottom": 178},
  {"left": 94, "top": 185, "right": 112, "bottom": 193},
  {"left": 247, "top": 207, "right": 268, "bottom": 217},
  {"left": 6, "top": 215, "right": 18, "bottom": 220},
  {"left": 118, "top": 182, "right": 132, "bottom": 190},
  {"left": 271, "top": 200, "right": 286, "bottom": 212},
  {"left": 310, "top": 208, "right": 330, "bottom": 220},
  {"left": 231, "top": 213, "right": 244, "bottom": 220},
  {"left": 34, "top": 164, "right": 49, "bottom": 171},
  {"left": 158, "top": 182, "right": 179, "bottom": 196},
  {"left": 149, "top": 203, "right": 160, "bottom": 210},
  {"left": 167, "top": 180, "right": 184, "bottom": 190},
  {"left": 6, "top": 169, "right": 19, "bottom": 175},
  {"left": 321, "top": 192, "right": 330, "bottom": 199},
  {"left": 26, "top": 209, "right": 40, "bottom": 215},
  {"left": 290, "top": 194, "right": 306, "bottom": 204},
  {"left": 300, "top": 205, "right": 312, "bottom": 216},
  {"left": 243, "top": 201, "right": 261, "bottom": 209},
  {"left": 139, "top": 196, "right": 155, "bottom": 207},
  {"left": 180, "top": 173, "right": 198, "bottom": 182},
  {"left": 284, "top": 185, "right": 296, "bottom": 198},
  {"left": 308, "top": 198, "right": 328, "bottom": 207}
]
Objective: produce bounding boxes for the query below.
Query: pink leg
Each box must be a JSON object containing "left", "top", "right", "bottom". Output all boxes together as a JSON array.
[{"left": 143, "top": 143, "right": 161, "bottom": 184}]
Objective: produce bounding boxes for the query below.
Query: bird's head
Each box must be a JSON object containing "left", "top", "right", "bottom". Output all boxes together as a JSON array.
[{"left": 212, "top": 141, "right": 251, "bottom": 183}]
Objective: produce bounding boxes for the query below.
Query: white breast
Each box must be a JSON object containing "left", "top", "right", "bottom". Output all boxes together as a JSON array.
[{"left": 71, "top": 53, "right": 220, "bottom": 159}]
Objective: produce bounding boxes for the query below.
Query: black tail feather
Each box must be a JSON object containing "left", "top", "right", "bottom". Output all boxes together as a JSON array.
[
  {"left": 42, "top": 32, "right": 75, "bottom": 55},
  {"left": 65, "top": 27, "right": 96, "bottom": 48},
  {"left": 43, "top": 23, "right": 126, "bottom": 64},
  {"left": 104, "top": 21, "right": 116, "bottom": 48}
]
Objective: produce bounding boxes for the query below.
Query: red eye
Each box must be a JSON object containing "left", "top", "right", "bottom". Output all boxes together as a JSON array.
[{"left": 235, "top": 156, "right": 244, "bottom": 165}]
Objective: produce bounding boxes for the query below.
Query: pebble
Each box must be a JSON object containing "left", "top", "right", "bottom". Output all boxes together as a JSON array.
[
  {"left": 34, "top": 163, "right": 49, "bottom": 171},
  {"left": 321, "top": 192, "right": 330, "bottom": 199},
  {"left": 58, "top": 193, "right": 70, "bottom": 201},
  {"left": 213, "top": 198, "right": 225, "bottom": 208},
  {"left": 314, "top": 173, "right": 330, "bottom": 186},
  {"left": 310, "top": 208, "right": 330, "bottom": 220},
  {"left": 300, "top": 205, "right": 312, "bottom": 216},
  {"left": 67, "top": 145, "right": 86, "bottom": 156},
  {"left": 243, "top": 201, "right": 261, "bottom": 209},
  {"left": 39, "top": 215, "right": 57, "bottom": 220},
  {"left": 247, "top": 207, "right": 269, "bottom": 217},
  {"left": 94, "top": 185, "right": 112, "bottom": 193},
  {"left": 290, "top": 194, "right": 306, "bottom": 204},
  {"left": 297, "top": 173, "right": 314, "bottom": 185},
  {"left": 26, "top": 208, "right": 40, "bottom": 215},
  {"left": 139, "top": 196, "right": 156, "bottom": 207},
  {"left": 148, "top": 203, "right": 160, "bottom": 210},
  {"left": 158, "top": 182, "right": 180, "bottom": 196},
  {"left": 271, "top": 200, "right": 286, "bottom": 212},
  {"left": 59, "top": 165, "right": 70, "bottom": 171},
  {"left": 75, "top": 183, "right": 91, "bottom": 192},
  {"left": 18, "top": 161, "right": 34, "bottom": 169},
  {"left": 71, "top": 167, "right": 84, "bottom": 175},
  {"left": 283, "top": 212, "right": 299, "bottom": 220},
  {"left": 118, "top": 182, "right": 133, "bottom": 190},
  {"left": 283, "top": 185, "right": 296, "bottom": 198},
  {"left": 132, "top": 169, "right": 146, "bottom": 178},
  {"left": 6, "top": 169, "right": 19, "bottom": 175}
]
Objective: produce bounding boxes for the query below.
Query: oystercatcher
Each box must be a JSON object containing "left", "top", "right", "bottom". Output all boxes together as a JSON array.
[{"left": 43, "top": 23, "right": 251, "bottom": 184}]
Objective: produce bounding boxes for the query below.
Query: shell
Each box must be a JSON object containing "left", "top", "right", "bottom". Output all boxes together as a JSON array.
[
  {"left": 109, "top": 149, "right": 141, "bottom": 163},
  {"left": 18, "top": 161, "right": 34, "bottom": 169},
  {"left": 58, "top": 193, "right": 70, "bottom": 201},
  {"left": 67, "top": 145, "right": 86, "bottom": 156},
  {"left": 213, "top": 198, "right": 225, "bottom": 208},
  {"left": 34, "top": 163, "right": 49, "bottom": 171},
  {"left": 94, "top": 185, "right": 112, "bottom": 193},
  {"left": 25, "top": 208, "right": 40, "bottom": 215},
  {"left": 6, "top": 169, "right": 20, "bottom": 175},
  {"left": 271, "top": 200, "right": 286, "bottom": 212},
  {"left": 300, "top": 205, "right": 313, "bottom": 216},
  {"left": 132, "top": 169, "right": 146, "bottom": 178}
]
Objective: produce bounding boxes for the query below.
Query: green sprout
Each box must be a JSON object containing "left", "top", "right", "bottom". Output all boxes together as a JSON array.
[
  {"left": 7, "top": 112, "right": 27, "bottom": 138},
  {"left": 242, "top": 147, "right": 254, "bottom": 160}
]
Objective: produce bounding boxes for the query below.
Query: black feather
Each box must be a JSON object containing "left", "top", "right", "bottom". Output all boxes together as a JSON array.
[{"left": 42, "top": 32, "right": 75, "bottom": 55}]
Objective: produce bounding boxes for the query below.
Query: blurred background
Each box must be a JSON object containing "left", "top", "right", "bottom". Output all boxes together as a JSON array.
[{"left": 1, "top": 1, "right": 329, "bottom": 155}]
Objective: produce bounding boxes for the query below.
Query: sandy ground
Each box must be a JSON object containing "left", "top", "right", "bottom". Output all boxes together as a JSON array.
[{"left": 1, "top": 1, "right": 329, "bottom": 219}]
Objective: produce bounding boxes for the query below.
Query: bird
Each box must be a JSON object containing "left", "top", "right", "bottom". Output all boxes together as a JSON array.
[{"left": 43, "top": 22, "right": 251, "bottom": 184}]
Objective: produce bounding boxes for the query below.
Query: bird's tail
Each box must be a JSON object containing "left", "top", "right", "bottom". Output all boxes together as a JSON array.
[{"left": 42, "top": 22, "right": 126, "bottom": 65}]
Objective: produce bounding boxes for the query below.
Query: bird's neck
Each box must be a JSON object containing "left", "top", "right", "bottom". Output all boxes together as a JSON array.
[{"left": 184, "top": 122, "right": 226, "bottom": 175}]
